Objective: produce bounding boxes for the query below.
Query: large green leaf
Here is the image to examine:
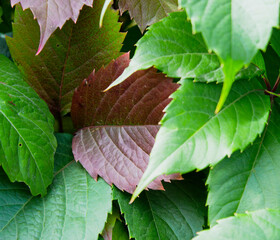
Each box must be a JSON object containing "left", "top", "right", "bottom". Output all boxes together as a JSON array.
[
  {"left": 114, "top": 174, "right": 206, "bottom": 240},
  {"left": 0, "top": 133, "right": 112, "bottom": 240},
  {"left": 107, "top": 11, "right": 261, "bottom": 91},
  {"left": 7, "top": 2, "right": 124, "bottom": 116},
  {"left": 132, "top": 78, "right": 270, "bottom": 201},
  {"left": 207, "top": 104, "right": 280, "bottom": 226},
  {"left": 0, "top": 55, "right": 56, "bottom": 196},
  {"left": 194, "top": 209, "right": 280, "bottom": 240},
  {"left": 179, "top": 0, "right": 280, "bottom": 112}
]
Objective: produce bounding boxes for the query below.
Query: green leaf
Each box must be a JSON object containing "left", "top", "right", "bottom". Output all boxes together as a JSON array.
[
  {"left": 7, "top": 2, "right": 125, "bottom": 116},
  {"left": 0, "top": 133, "right": 112, "bottom": 240},
  {"left": 114, "top": 174, "right": 206, "bottom": 240},
  {"left": 107, "top": 11, "right": 262, "bottom": 91},
  {"left": 180, "top": 0, "right": 280, "bottom": 112},
  {"left": 112, "top": 220, "right": 129, "bottom": 240},
  {"left": 207, "top": 104, "right": 280, "bottom": 226},
  {"left": 132, "top": 78, "right": 270, "bottom": 201},
  {"left": 0, "top": 55, "right": 56, "bottom": 196},
  {"left": 194, "top": 209, "right": 280, "bottom": 240},
  {"left": 271, "top": 28, "right": 280, "bottom": 57},
  {"left": 106, "top": 11, "right": 221, "bottom": 90}
]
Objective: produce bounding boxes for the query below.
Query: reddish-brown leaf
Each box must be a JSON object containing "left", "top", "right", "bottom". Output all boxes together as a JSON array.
[
  {"left": 71, "top": 52, "right": 178, "bottom": 129},
  {"left": 72, "top": 126, "right": 182, "bottom": 194}
]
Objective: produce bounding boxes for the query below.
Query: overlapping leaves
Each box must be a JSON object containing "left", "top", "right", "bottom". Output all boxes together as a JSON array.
[
  {"left": 0, "top": 55, "right": 56, "bottom": 196},
  {"left": 0, "top": 134, "right": 112, "bottom": 240},
  {"left": 7, "top": 2, "right": 124, "bottom": 116},
  {"left": 11, "top": 0, "right": 94, "bottom": 54},
  {"left": 107, "top": 11, "right": 261, "bottom": 91},
  {"left": 132, "top": 78, "right": 270, "bottom": 201},
  {"left": 179, "top": 0, "right": 280, "bottom": 112},
  {"left": 114, "top": 174, "right": 206, "bottom": 240},
  {"left": 72, "top": 53, "right": 181, "bottom": 194}
]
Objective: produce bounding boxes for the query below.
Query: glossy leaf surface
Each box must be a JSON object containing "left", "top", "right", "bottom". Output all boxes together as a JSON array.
[
  {"left": 194, "top": 209, "right": 280, "bottom": 240},
  {"left": 0, "top": 55, "right": 56, "bottom": 196},
  {"left": 179, "top": 0, "right": 280, "bottom": 112},
  {"left": 11, "top": 0, "right": 93, "bottom": 53},
  {"left": 207, "top": 105, "right": 280, "bottom": 226},
  {"left": 71, "top": 53, "right": 178, "bottom": 129},
  {"left": 7, "top": 3, "right": 124, "bottom": 116},
  {"left": 118, "top": 0, "right": 178, "bottom": 32},
  {"left": 114, "top": 175, "right": 206, "bottom": 240},
  {"left": 0, "top": 133, "right": 112, "bottom": 240},
  {"left": 73, "top": 126, "right": 182, "bottom": 194},
  {"left": 132, "top": 78, "right": 270, "bottom": 201}
]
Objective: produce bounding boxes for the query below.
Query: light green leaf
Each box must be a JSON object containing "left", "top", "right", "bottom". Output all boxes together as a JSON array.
[
  {"left": 132, "top": 78, "right": 270, "bottom": 201},
  {"left": 115, "top": 175, "right": 206, "bottom": 240},
  {"left": 194, "top": 209, "right": 280, "bottom": 240},
  {"left": 207, "top": 104, "right": 280, "bottom": 226},
  {"left": 0, "top": 133, "right": 112, "bottom": 240},
  {"left": 0, "top": 55, "right": 56, "bottom": 196},
  {"left": 107, "top": 11, "right": 262, "bottom": 91},
  {"left": 180, "top": 0, "right": 280, "bottom": 112}
]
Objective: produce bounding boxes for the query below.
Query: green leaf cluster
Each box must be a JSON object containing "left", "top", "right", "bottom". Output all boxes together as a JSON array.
[{"left": 1, "top": 0, "right": 280, "bottom": 239}]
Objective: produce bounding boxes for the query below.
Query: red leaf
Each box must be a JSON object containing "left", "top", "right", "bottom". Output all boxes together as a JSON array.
[
  {"left": 71, "top": 53, "right": 178, "bottom": 128},
  {"left": 72, "top": 126, "right": 182, "bottom": 194},
  {"left": 11, "top": 0, "right": 93, "bottom": 54}
]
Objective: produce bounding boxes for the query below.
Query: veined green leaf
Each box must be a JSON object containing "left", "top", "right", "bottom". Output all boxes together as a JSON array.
[
  {"left": 0, "top": 55, "right": 56, "bottom": 196},
  {"left": 107, "top": 11, "right": 262, "bottom": 91},
  {"left": 0, "top": 133, "right": 112, "bottom": 240},
  {"left": 194, "top": 209, "right": 280, "bottom": 240},
  {"left": 115, "top": 175, "right": 206, "bottom": 240},
  {"left": 179, "top": 0, "right": 280, "bottom": 112},
  {"left": 207, "top": 104, "right": 280, "bottom": 226},
  {"left": 132, "top": 78, "right": 270, "bottom": 201}
]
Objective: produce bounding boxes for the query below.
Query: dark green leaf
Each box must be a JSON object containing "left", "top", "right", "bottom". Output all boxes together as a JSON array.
[{"left": 0, "top": 55, "right": 56, "bottom": 196}]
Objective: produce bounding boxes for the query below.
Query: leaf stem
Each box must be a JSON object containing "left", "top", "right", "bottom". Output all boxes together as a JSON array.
[{"left": 272, "top": 75, "right": 280, "bottom": 92}]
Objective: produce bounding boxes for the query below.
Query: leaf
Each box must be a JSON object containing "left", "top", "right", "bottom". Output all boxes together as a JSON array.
[
  {"left": 101, "top": 205, "right": 120, "bottom": 240},
  {"left": 72, "top": 126, "right": 182, "bottom": 194},
  {"left": 106, "top": 11, "right": 261, "bottom": 91},
  {"left": 0, "top": 133, "right": 112, "bottom": 240},
  {"left": 71, "top": 53, "right": 178, "bottom": 129},
  {"left": 112, "top": 220, "right": 129, "bottom": 240},
  {"left": 0, "top": 32, "right": 12, "bottom": 59},
  {"left": 118, "top": 0, "right": 178, "bottom": 32},
  {"left": 207, "top": 105, "right": 280, "bottom": 226},
  {"left": 114, "top": 174, "right": 206, "bottom": 240},
  {"left": 132, "top": 78, "right": 271, "bottom": 201},
  {"left": 179, "top": 0, "right": 280, "bottom": 112},
  {"left": 271, "top": 28, "right": 280, "bottom": 58},
  {"left": 194, "top": 209, "right": 280, "bottom": 240},
  {"left": 11, "top": 0, "right": 94, "bottom": 54},
  {"left": 0, "top": 55, "right": 56, "bottom": 196},
  {"left": 7, "top": 2, "right": 125, "bottom": 116}
]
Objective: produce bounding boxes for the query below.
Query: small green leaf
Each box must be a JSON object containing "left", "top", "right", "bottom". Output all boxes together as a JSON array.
[
  {"left": 115, "top": 175, "right": 206, "bottom": 240},
  {"left": 207, "top": 104, "right": 280, "bottom": 226},
  {"left": 194, "top": 209, "right": 280, "bottom": 240},
  {"left": 0, "top": 55, "right": 56, "bottom": 196},
  {"left": 180, "top": 0, "right": 280, "bottom": 111},
  {"left": 0, "top": 133, "right": 112, "bottom": 240},
  {"left": 132, "top": 78, "right": 270, "bottom": 201}
]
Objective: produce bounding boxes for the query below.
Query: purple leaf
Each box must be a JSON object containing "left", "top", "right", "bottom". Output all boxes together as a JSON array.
[{"left": 72, "top": 126, "right": 182, "bottom": 194}]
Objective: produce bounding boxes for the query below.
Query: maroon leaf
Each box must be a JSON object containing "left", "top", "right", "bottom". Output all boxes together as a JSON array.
[
  {"left": 72, "top": 53, "right": 181, "bottom": 193},
  {"left": 71, "top": 52, "right": 178, "bottom": 129},
  {"left": 11, "top": 0, "right": 94, "bottom": 54},
  {"left": 72, "top": 126, "right": 182, "bottom": 194}
]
